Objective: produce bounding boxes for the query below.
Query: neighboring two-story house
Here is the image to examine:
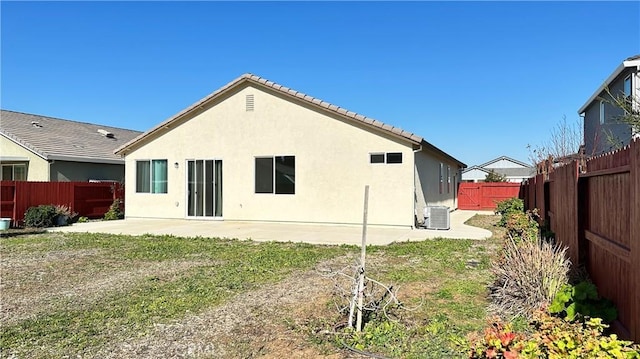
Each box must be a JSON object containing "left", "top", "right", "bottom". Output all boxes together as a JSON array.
[{"left": 579, "top": 55, "right": 639, "bottom": 156}]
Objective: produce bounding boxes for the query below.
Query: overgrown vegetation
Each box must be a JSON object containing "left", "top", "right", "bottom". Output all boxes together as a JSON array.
[
  {"left": 549, "top": 281, "right": 618, "bottom": 324},
  {"left": 472, "top": 198, "right": 638, "bottom": 358},
  {"left": 469, "top": 311, "right": 640, "bottom": 358},
  {"left": 24, "top": 205, "right": 57, "bottom": 228},
  {"left": 494, "top": 197, "right": 524, "bottom": 227},
  {"left": 103, "top": 198, "right": 124, "bottom": 220}
]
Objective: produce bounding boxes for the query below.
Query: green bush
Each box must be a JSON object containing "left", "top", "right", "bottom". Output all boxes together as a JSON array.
[
  {"left": 77, "top": 216, "right": 89, "bottom": 223},
  {"left": 469, "top": 311, "right": 640, "bottom": 359},
  {"left": 24, "top": 205, "right": 57, "bottom": 228},
  {"left": 103, "top": 198, "right": 123, "bottom": 221},
  {"left": 549, "top": 281, "right": 618, "bottom": 323},
  {"left": 495, "top": 198, "right": 524, "bottom": 227},
  {"left": 504, "top": 210, "right": 540, "bottom": 242},
  {"left": 489, "top": 236, "right": 570, "bottom": 319}
]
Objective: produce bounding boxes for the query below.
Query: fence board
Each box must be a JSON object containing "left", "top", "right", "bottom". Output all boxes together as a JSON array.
[
  {"left": 0, "top": 181, "right": 123, "bottom": 226},
  {"left": 458, "top": 182, "right": 521, "bottom": 210},
  {"left": 522, "top": 139, "right": 640, "bottom": 341}
]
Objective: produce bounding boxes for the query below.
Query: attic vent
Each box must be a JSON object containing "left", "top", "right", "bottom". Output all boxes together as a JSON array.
[
  {"left": 97, "top": 129, "right": 115, "bottom": 138},
  {"left": 31, "top": 121, "right": 43, "bottom": 128},
  {"left": 246, "top": 94, "right": 254, "bottom": 112}
]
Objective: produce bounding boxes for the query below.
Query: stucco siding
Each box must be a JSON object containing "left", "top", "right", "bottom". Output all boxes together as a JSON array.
[
  {"left": 0, "top": 136, "right": 49, "bottom": 180},
  {"left": 50, "top": 161, "right": 125, "bottom": 182},
  {"left": 462, "top": 168, "right": 488, "bottom": 182},
  {"left": 124, "top": 85, "right": 416, "bottom": 226},
  {"left": 414, "top": 150, "right": 460, "bottom": 224}
]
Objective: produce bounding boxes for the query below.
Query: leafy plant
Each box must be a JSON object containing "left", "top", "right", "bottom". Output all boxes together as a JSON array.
[
  {"left": 24, "top": 205, "right": 57, "bottom": 228},
  {"left": 494, "top": 198, "right": 524, "bottom": 227},
  {"left": 103, "top": 198, "right": 123, "bottom": 220},
  {"left": 489, "top": 236, "right": 570, "bottom": 319},
  {"left": 504, "top": 210, "right": 540, "bottom": 242},
  {"left": 53, "top": 204, "right": 77, "bottom": 226},
  {"left": 469, "top": 311, "right": 640, "bottom": 359},
  {"left": 77, "top": 216, "right": 89, "bottom": 223},
  {"left": 549, "top": 281, "right": 618, "bottom": 323}
]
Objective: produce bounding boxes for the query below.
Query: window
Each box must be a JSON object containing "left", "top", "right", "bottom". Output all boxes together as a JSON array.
[
  {"left": 136, "top": 160, "right": 167, "bottom": 193},
  {"left": 1, "top": 164, "right": 26, "bottom": 180},
  {"left": 599, "top": 100, "right": 606, "bottom": 124},
  {"left": 623, "top": 75, "right": 632, "bottom": 98},
  {"left": 370, "top": 153, "right": 385, "bottom": 164},
  {"left": 255, "top": 156, "right": 295, "bottom": 194},
  {"left": 386, "top": 152, "right": 403, "bottom": 164},
  {"left": 439, "top": 163, "right": 444, "bottom": 194},
  {"left": 369, "top": 152, "right": 403, "bottom": 164},
  {"left": 447, "top": 165, "right": 451, "bottom": 193}
]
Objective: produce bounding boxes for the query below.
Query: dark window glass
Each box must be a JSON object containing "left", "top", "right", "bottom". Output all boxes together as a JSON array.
[
  {"left": 136, "top": 161, "right": 151, "bottom": 193},
  {"left": 386, "top": 152, "right": 403, "bottom": 164},
  {"left": 275, "top": 156, "right": 295, "bottom": 194},
  {"left": 255, "top": 158, "right": 274, "bottom": 193},
  {"left": 370, "top": 153, "right": 385, "bottom": 163}
]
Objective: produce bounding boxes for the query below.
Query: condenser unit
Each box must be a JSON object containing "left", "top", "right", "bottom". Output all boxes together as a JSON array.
[{"left": 424, "top": 206, "right": 450, "bottom": 230}]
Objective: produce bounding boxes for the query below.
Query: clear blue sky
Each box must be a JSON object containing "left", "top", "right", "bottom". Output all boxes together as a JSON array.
[{"left": 2, "top": 1, "right": 639, "bottom": 166}]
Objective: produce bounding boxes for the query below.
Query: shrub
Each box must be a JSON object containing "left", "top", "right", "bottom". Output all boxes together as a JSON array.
[
  {"left": 549, "top": 281, "right": 618, "bottom": 323},
  {"left": 103, "top": 198, "right": 123, "bottom": 220},
  {"left": 77, "top": 216, "right": 89, "bottom": 223},
  {"left": 469, "top": 312, "right": 640, "bottom": 359},
  {"left": 504, "top": 210, "right": 540, "bottom": 242},
  {"left": 489, "top": 236, "right": 570, "bottom": 319},
  {"left": 24, "top": 205, "right": 57, "bottom": 228},
  {"left": 485, "top": 170, "right": 507, "bottom": 183},
  {"left": 495, "top": 198, "right": 524, "bottom": 227}
]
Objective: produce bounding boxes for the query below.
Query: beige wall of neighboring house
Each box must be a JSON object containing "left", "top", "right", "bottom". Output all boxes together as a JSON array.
[
  {"left": 124, "top": 84, "right": 417, "bottom": 226},
  {"left": 0, "top": 136, "right": 49, "bottom": 180}
]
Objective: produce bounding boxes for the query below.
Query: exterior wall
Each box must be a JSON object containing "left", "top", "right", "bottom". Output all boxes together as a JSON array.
[
  {"left": 124, "top": 84, "right": 417, "bottom": 227},
  {"left": 584, "top": 68, "right": 637, "bottom": 156},
  {"left": 0, "top": 136, "right": 49, "bottom": 180},
  {"left": 484, "top": 159, "right": 526, "bottom": 169},
  {"left": 462, "top": 168, "right": 488, "bottom": 182},
  {"left": 49, "top": 161, "right": 125, "bottom": 182},
  {"left": 414, "top": 150, "right": 461, "bottom": 224}
]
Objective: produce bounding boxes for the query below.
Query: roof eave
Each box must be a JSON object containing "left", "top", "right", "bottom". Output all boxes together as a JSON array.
[
  {"left": 578, "top": 58, "right": 640, "bottom": 114},
  {"left": 48, "top": 155, "right": 124, "bottom": 165},
  {"left": 419, "top": 139, "right": 467, "bottom": 168},
  {"left": 0, "top": 131, "right": 48, "bottom": 160}
]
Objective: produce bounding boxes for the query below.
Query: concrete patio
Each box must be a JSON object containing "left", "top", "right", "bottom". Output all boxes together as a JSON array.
[{"left": 49, "top": 210, "right": 494, "bottom": 245}]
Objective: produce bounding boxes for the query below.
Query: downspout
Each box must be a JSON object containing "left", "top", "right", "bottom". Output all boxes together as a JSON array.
[{"left": 412, "top": 145, "right": 423, "bottom": 229}]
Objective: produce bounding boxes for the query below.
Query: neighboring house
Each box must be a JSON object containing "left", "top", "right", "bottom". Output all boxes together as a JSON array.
[
  {"left": 0, "top": 110, "right": 142, "bottom": 182},
  {"left": 579, "top": 54, "right": 640, "bottom": 156},
  {"left": 462, "top": 156, "right": 534, "bottom": 183},
  {"left": 115, "top": 74, "right": 466, "bottom": 228}
]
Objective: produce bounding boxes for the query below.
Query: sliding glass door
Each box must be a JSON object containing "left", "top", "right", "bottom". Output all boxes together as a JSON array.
[{"left": 187, "top": 160, "right": 222, "bottom": 218}]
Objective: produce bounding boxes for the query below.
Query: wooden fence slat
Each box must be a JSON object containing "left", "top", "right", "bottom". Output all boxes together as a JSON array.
[{"left": 0, "top": 181, "right": 124, "bottom": 225}]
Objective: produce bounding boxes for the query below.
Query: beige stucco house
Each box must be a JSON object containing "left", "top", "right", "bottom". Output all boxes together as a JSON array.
[
  {"left": 0, "top": 110, "right": 142, "bottom": 182},
  {"left": 115, "top": 74, "right": 466, "bottom": 227}
]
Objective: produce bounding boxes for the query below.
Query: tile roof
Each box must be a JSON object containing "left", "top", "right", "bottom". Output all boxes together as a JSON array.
[
  {"left": 0, "top": 110, "right": 142, "bottom": 163},
  {"left": 115, "top": 73, "right": 465, "bottom": 167}
]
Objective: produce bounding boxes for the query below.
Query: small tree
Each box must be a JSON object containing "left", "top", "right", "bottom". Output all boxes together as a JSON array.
[
  {"left": 600, "top": 85, "right": 640, "bottom": 150},
  {"left": 485, "top": 170, "right": 507, "bottom": 182}
]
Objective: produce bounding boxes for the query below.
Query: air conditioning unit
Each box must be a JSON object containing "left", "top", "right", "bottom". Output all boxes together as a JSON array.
[{"left": 425, "top": 206, "right": 450, "bottom": 230}]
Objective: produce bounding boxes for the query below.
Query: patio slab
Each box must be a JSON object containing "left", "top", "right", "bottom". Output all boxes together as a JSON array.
[{"left": 49, "top": 210, "right": 494, "bottom": 245}]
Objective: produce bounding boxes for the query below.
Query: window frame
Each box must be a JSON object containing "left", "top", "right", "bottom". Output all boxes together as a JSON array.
[
  {"left": 439, "top": 163, "right": 444, "bottom": 194},
  {"left": 135, "top": 159, "right": 168, "bottom": 194},
  {"left": 623, "top": 75, "right": 632, "bottom": 98},
  {"left": 1, "top": 163, "right": 27, "bottom": 180},
  {"left": 599, "top": 100, "right": 606, "bottom": 125},
  {"left": 369, "top": 152, "right": 403, "bottom": 164},
  {"left": 255, "top": 155, "right": 296, "bottom": 195}
]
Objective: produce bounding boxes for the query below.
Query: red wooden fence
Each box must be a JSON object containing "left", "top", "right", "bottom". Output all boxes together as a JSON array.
[
  {"left": 0, "top": 181, "right": 124, "bottom": 227},
  {"left": 521, "top": 139, "right": 640, "bottom": 342},
  {"left": 458, "top": 182, "right": 522, "bottom": 210}
]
